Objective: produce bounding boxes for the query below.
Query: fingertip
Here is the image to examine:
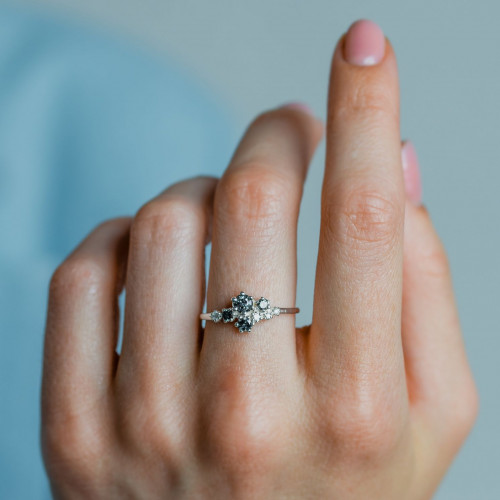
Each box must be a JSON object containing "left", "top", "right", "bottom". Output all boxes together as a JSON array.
[
  {"left": 404, "top": 199, "right": 430, "bottom": 238},
  {"left": 264, "top": 103, "right": 324, "bottom": 162},
  {"left": 281, "top": 102, "right": 314, "bottom": 115},
  {"left": 332, "top": 22, "right": 397, "bottom": 69},
  {"left": 344, "top": 19, "right": 386, "bottom": 66},
  {"left": 309, "top": 116, "right": 325, "bottom": 146},
  {"left": 327, "top": 26, "right": 400, "bottom": 131},
  {"left": 402, "top": 140, "right": 423, "bottom": 206},
  {"left": 280, "top": 102, "right": 325, "bottom": 140},
  {"left": 404, "top": 200, "right": 450, "bottom": 284}
]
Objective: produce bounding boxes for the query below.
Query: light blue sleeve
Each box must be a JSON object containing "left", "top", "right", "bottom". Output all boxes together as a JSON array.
[{"left": 0, "top": 5, "right": 235, "bottom": 498}]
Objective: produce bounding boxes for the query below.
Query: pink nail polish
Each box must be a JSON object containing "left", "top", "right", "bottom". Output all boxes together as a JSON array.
[
  {"left": 282, "top": 102, "right": 313, "bottom": 115},
  {"left": 401, "top": 141, "right": 422, "bottom": 205},
  {"left": 344, "top": 20, "right": 386, "bottom": 66}
]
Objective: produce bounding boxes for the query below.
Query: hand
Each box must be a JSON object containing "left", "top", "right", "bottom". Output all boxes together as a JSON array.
[{"left": 42, "top": 20, "right": 477, "bottom": 499}]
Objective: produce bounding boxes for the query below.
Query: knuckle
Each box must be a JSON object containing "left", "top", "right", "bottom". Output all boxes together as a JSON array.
[
  {"left": 42, "top": 418, "right": 103, "bottom": 483},
  {"left": 116, "top": 379, "right": 190, "bottom": 462},
  {"left": 250, "top": 108, "right": 308, "bottom": 136},
  {"left": 49, "top": 259, "right": 103, "bottom": 300},
  {"left": 92, "top": 217, "right": 132, "bottom": 240},
  {"left": 323, "top": 185, "right": 403, "bottom": 253},
  {"left": 202, "top": 371, "right": 287, "bottom": 472},
  {"left": 250, "top": 109, "right": 278, "bottom": 129},
  {"left": 320, "top": 387, "right": 404, "bottom": 461},
  {"left": 49, "top": 218, "right": 131, "bottom": 300},
  {"left": 450, "top": 378, "right": 479, "bottom": 442},
  {"left": 207, "top": 409, "right": 284, "bottom": 474},
  {"left": 132, "top": 197, "right": 201, "bottom": 248},
  {"left": 335, "top": 79, "right": 398, "bottom": 124},
  {"left": 122, "top": 408, "right": 173, "bottom": 457},
  {"left": 94, "top": 217, "right": 126, "bottom": 233},
  {"left": 217, "top": 164, "right": 292, "bottom": 235}
]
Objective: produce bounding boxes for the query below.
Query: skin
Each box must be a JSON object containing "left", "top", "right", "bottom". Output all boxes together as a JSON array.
[{"left": 41, "top": 29, "right": 478, "bottom": 500}]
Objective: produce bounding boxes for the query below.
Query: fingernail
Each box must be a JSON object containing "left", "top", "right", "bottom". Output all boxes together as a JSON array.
[
  {"left": 344, "top": 20, "right": 386, "bottom": 66},
  {"left": 401, "top": 140, "right": 422, "bottom": 205},
  {"left": 282, "top": 102, "right": 314, "bottom": 115}
]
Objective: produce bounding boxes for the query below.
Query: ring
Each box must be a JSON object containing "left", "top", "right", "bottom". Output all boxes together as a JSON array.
[{"left": 200, "top": 291, "right": 299, "bottom": 333}]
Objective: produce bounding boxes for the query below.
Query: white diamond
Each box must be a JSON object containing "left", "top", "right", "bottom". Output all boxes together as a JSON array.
[
  {"left": 257, "top": 298, "right": 269, "bottom": 310},
  {"left": 272, "top": 307, "right": 280, "bottom": 316},
  {"left": 211, "top": 310, "right": 222, "bottom": 322}
]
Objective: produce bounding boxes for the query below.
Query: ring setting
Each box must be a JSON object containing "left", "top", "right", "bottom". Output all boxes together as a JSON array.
[{"left": 200, "top": 291, "right": 299, "bottom": 333}]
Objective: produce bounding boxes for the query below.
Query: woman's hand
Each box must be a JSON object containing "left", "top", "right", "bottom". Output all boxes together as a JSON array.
[{"left": 42, "top": 20, "right": 477, "bottom": 499}]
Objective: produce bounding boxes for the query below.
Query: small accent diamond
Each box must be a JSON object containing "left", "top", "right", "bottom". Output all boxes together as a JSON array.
[
  {"left": 272, "top": 307, "right": 281, "bottom": 316},
  {"left": 257, "top": 297, "right": 270, "bottom": 310},
  {"left": 210, "top": 310, "right": 222, "bottom": 322},
  {"left": 222, "top": 308, "right": 234, "bottom": 322}
]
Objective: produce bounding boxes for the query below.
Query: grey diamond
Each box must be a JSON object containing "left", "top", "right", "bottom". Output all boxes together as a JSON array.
[
  {"left": 235, "top": 317, "right": 254, "bottom": 333},
  {"left": 232, "top": 292, "right": 254, "bottom": 313}
]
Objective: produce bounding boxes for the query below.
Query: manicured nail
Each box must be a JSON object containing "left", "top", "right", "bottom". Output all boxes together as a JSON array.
[
  {"left": 401, "top": 140, "right": 422, "bottom": 205},
  {"left": 282, "top": 102, "right": 314, "bottom": 115},
  {"left": 344, "top": 20, "right": 386, "bottom": 66}
]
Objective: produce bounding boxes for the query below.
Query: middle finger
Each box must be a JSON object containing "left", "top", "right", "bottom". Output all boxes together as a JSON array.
[{"left": 310, "top": 21, "right": 407, "bottom": 403}]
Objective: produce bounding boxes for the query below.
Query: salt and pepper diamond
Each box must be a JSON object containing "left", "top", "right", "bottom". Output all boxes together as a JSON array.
[
  {"left": 203, "top": 291, "right": 294, "bottom": 333},
  {"left": 232, "top": 292, "right": 254, "bottom": 313},
  {"left": 216, "top": 291, "right": 279, "bottom": 333},
  {"left": 235, "top": 316, "right": 254, "bottom": 333},
  {"left": 204, "top": 292, "right": 283, "bottom": 333}
]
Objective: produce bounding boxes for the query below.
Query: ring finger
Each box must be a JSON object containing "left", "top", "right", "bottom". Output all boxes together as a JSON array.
[{"left": 200, "top": 105, "right": 322, "bottom": 381}]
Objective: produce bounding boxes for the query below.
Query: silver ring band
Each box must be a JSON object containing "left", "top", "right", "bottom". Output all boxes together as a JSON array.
[
  {"left": 200, "top": 291, "right": 299, "bottom": 333},
  {"left": 200, "top": 307, "right": 299, "bottom": 321}
]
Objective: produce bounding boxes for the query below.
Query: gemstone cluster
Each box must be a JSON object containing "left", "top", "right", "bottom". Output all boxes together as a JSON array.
[{"left": 210, "top": 291, "right": 281, "bottom": 333}]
